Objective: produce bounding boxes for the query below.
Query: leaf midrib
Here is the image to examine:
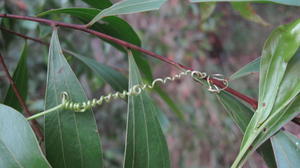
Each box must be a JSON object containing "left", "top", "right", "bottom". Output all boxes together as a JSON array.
[
  {"left": 58, "top": 52, "right": 84, "bottom": 168},
  {"left": 49, "top": 48, "right": 67, "bottom": 168}
]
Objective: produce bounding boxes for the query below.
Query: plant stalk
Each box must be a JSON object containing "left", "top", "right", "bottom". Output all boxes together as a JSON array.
[
  {"left": 0, "top": 15, "right": 258, "bottom": 109},
  {"left": 2, "top": 26, "right": 299, "bottom": 125}
]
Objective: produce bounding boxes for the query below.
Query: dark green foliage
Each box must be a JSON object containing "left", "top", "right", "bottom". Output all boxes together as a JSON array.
[
  {"left": 4, "top": 42, "right": 28, "bottom": 112},
  {"left": 124, "top": 53, "right": 170, "bottom": 168}
]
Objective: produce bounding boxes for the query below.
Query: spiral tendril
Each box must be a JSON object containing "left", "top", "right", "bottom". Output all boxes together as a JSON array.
[
  {"left": 61, "top": 70, "right": 228, "bottom": 112},
  {"left": 26, "top": 70, "right": 229, "bottom": 121}
]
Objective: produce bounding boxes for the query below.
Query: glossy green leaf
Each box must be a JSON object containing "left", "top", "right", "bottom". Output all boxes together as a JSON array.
[
  {"left": 0, "top": 104, "right": 51, "bottom": 168},
  {"left": 232, "top": 59, "right": 300, "bottom": 167},
  {"left": 68, "top": 50, "right": 128, "bottom": 92},
  {"left": 217, "top": 92, "right": 253, "bottom": 132},
  {"left": 82, "top": 0, "right": 112, "bottom": 9},
  {"left": 156, "top": 106, "right": 171, "bottom": 132},
  {"left": 233, "top": 19, "right": 300, "bottom": 167},
  {"left": 199, "top": 2, "right": 216, "bottom": 21},
  {"left": 217, "top": 92, "right": 276, "bottom": 168},
  {"left": 190, "top": 0, "right": 300, "bottom": 6},
  {"left": 230, "top": 57, "right": 260, "bottom": 80},
  {"left": 38, "top": 8, "right": 153, "bottom": 82},
  {"left": 249, "top": 19, "right": 300, "bottom": 130},
  {"left": 87, "top": 0, "right": 167, "bottom": 26},
  {"left": 70, "top": 51, "right": 184, "bottom": 122},
  {"left": 154, "top": 86, "right": 184, "bottom": 120},
  {"left": 231, "top": 2, "right": 269, "bottom": 26},
  {"left": 4, "top": 41, "right": 28, "bottom": 112},
  {"left": 45, "top": 29, "right": 103, "bottom": 168},
  {"left": 124, "top": 52, "right": 170, "bottom": 168},
  {"left": 271, "top": 131, "right": 300, "bottom": 168},
  {"left": 67, "top": 50, "right": 183, "bottom": 123}
]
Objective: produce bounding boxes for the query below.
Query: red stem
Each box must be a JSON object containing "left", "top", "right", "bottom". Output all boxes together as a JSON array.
[
  {"left": 3, "top": 25, "right": 300, "bottom": 125},
  {"left": 0, "top": 13, "right": 258, "bottom": 109}
]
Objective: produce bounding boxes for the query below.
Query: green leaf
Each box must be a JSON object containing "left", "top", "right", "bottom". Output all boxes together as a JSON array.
[
  {"left": 154, "top": 86, "right": 185, "bottom": 120},
  {"left": 68, "top": 50, "right": 177, "bottom": 129},
  {"left": 231, "top": 2, "right": 269, "bottom": 26},
  {"left": 156, "top": 106, "right": 170, "bottom": 132},
  {"left": 217, "top": 92, "right": 253, "bottom": 132},
  {"left": 230, "top": 57, "right": 260, "bottom": 80},
  {"left": 199, "top": 2, "right": 216, "bottom": 21},
  {"left": 252, "top": 19, "right": 300, "bottom": 128},
  {"left": 0, "top": 18, "right": 15, "bottom": 49},
  {"left": 271, "top": 131, "right": 300, "bottom": 168},
  {"left": 82, "top": 0, "right": 113, "bottom": 9},
  {"left": 0, "top": 104, "right": 51, "bottom": 168},
  {"left": 232, "top": 81, "right": 300, "bottom": 168},
  {"left": 87, "top": 0, "right": 167, "bottom": 27},
  {"left": 124, "top": 52, "right": 170, "bottom": 168},
  {"left": 38, "top": 8, "right": 184, "bottom": 121},
  {"left": 4, "top": 41, "right": 28, "bottom": 112},
  {"left": 45, "top": 29, "right": 103, "bottom": 168},
  {"left": 232, "top": 55, "right": 300, "bottom": 166},
  {"left": 217, "top": 92, "right": 276, "bottom": 168},
  {"left": 38, "top": 8, "right": 153, "bottom": 82},
  {"left": 233, "top": 19, "right": 300, "bottom": 167},
  {"left": 68, "top": 50, "right": 128, "bottom": 92},
  {"left": 66, "top": 50, "right": 184, "bottom": 121},
  {"left": 190, "top": 0, "right": 300, "bottom": 6}
]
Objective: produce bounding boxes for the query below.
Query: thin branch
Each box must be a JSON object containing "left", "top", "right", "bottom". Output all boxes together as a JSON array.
[
  {"left": 0, "top": 14, "right": 259, "bottom": 109},
  {"left": 0, "top": 53, "right": 44, "bottom": 141},
  {"left": 3, "top": 27, "right": 300, "bottom": 127},
  {"left": 292, "top": 117, "right": 300, "bottom": 125}
]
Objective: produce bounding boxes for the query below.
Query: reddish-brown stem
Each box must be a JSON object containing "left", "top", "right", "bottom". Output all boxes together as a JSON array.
[
  {"left": 0, "top": 53, "right": 44, "bottom": 141},
  {"left": 292, "top": 117, "right": 300, "bottom": 125},
  {"left": 2, "top": 26, "right": 300, "bottom": 126},
  {"left": 0, "top": 14, "right": 258, "bottom": 109}
]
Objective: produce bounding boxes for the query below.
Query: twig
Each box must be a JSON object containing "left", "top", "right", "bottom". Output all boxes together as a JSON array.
[
  {"left": 292, "top": 117, "right": 300, "bottom": 125},
  {"left": 0, "top": 14, "right": 259, "bottom": 109},
  {"left": 0, "top": 53, "right": 44, "bottom": 141},
  {"left": 2, "top": 27, "right": 300, "bottom": 126}
]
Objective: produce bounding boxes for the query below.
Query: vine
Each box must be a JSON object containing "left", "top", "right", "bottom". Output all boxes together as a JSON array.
[
  {"left": 1, "top": 24, "right": 300, "bottom": 125},
  {"left": 27, "top": 69, "right": 228, "bottom": 120}
]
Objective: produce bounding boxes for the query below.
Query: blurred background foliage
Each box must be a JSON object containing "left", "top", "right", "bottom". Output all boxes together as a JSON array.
[{"left": 0, "top": 0, "right": 300, "bottom": 167}]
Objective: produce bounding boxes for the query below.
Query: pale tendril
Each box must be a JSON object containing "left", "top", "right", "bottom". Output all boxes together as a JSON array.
[
  {"left": 27, "top": 70, "right": 228, "bottom": 121},
  {"left": 62, "top": 70, "right": 228, "bottom": 112}
]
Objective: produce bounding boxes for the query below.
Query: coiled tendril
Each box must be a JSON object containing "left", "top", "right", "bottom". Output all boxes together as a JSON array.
[{"left": 62, "top": 70, "right": 228, "bottom": 112}]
